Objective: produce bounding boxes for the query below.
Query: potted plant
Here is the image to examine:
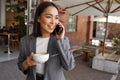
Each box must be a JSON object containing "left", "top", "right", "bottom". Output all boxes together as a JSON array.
[
  {"left": 112, "top": 37, "right": 120, "bottom": 55},
  {"left": 14, "top": 15, "right": 26, "bottom": 38}
]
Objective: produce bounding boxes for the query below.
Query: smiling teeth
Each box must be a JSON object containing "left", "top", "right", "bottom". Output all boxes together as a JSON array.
[
  {"left": 48, "top": 25, "right": 53, "bottom": 27},
  {"left": 48, "top": 25, "right": 53, "bottom": 29}
]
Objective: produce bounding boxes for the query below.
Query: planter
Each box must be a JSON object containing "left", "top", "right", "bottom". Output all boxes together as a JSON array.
[{"left": 92, "top": 51, "right": 120, "bottom": 74}]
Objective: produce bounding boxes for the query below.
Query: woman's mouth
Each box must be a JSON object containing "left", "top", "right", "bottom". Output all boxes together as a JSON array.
[{"left": 48, "top": 25, "right": 55, "bottom": 30}]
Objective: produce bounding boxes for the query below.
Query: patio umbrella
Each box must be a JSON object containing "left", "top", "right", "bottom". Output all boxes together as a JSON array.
[
  {"left": 93, "top": 16, "right": 120, "bottom": 23},
  {"left": 54, "top": 0, "right": 120, "bottom": 56}
]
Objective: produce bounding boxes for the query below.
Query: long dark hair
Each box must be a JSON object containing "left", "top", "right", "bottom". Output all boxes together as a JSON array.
[{"left": 33, "top": 1, "right": 59, "bottom": 37}]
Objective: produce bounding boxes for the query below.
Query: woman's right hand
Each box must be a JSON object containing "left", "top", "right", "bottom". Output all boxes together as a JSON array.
[
  {"left": 22, "top": 52, "right": 36, "bottom": 70},
  {"left": 56, "top": 22, "right": 65, "bottom": 39}
]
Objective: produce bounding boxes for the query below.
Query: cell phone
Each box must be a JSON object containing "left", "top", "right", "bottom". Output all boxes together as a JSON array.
[{"left": 55, "top": 25, "right": 63, "bottom": 35}]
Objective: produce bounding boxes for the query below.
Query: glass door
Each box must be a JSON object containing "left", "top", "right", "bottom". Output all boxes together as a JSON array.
[{"left": 27, "top": 0, "right": 41, "bottom": 35}]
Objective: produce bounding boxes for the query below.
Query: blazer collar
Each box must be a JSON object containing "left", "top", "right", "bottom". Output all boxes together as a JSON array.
[{"left": 29, "top": 34, "right": 55, "bottom": 54}]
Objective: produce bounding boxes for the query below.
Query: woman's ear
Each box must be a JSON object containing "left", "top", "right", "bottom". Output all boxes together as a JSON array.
[
  {"left": 37, "top": 17, "right": 40, "bottom": 23},
  {"left": 37, "top": 19, "right": 40, "bottom": 23}
]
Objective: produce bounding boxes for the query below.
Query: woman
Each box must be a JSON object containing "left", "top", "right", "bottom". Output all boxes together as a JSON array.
[{"left": 17, "top": 1, "right": 75, "bottom": 80}]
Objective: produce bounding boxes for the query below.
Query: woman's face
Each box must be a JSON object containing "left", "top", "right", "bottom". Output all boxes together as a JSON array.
[{"left": 37, "top": 6, "right": 59, "bottom": 35}]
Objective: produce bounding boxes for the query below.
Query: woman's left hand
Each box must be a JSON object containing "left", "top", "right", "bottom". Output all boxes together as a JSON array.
[{"left": 56, "top": 22, "right": 65, "bottom": 39}]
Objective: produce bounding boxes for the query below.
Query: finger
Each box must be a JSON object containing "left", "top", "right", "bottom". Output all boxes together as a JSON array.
[
  {"left": 29, "top": 52, "right": 34, "bottom": 59},
  {"left": 58, "top": 22, "right": 64, "bottom": 29},
  {"left": 27, "top": 57, "right": 36, "bottom": 66},
  {"left": 30, "top": 52, "right": 36, "bottom": 65},
  {"left": 31, "top": 61, "right": 36, "bottom": 66}
]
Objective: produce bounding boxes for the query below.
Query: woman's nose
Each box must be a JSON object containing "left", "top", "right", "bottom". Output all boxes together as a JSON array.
[{"left": 51, "top": 18, "right": 56, "bottom": 24}]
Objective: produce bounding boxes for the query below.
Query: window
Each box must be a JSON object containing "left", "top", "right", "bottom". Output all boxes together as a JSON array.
[
  {"left": 93, "top": 22, "right": 108, "bottom": 39},
  {"left": 66, "top": 15, "right": 77, "bottom": 32}
]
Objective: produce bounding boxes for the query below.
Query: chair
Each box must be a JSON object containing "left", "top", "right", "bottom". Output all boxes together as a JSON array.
[
  {"left": 82, "top": 49, "right": 91, "bottom": 61},
  {"left": 0, "top": 36, "right": 5, "bottom": 45},
  {"left": 10, "top": 33, "right": 19, "bottom": 47},
  {"left": 0, "top": 33, "right": 8, "bottom": 45}
]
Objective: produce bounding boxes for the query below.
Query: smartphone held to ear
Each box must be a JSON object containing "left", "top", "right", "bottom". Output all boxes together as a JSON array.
[{"left": 55, "top": 25, "right": 63, "bottom": 35}]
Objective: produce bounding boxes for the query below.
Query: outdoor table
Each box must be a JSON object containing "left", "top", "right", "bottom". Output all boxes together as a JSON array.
[
  {"left": 0, "top": 33, "right": 12, "bottom": 54},
  {"left": 82, "top": 49, "right": 91, "bottom": 61}
]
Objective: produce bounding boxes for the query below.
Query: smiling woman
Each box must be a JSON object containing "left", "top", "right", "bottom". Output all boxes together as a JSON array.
[{"left": 17, "top": 1, "right": 75, "bottom": 80}]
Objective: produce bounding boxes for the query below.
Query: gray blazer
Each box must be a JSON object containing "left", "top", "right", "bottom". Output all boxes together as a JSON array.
[{"left": 18, "top": 34, "right": 75, "bottom": 80}]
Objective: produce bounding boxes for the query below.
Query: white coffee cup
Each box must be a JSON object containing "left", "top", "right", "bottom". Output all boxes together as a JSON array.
[{"left": 33, "top": 52, "right": 49, "bottom": 63}]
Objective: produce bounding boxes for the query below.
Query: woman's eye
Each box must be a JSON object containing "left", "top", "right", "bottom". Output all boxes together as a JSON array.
[
  {"left": 55, "top": 17, "right": 59, "bottom": 20},
  {"left": 46, "top": 16, "right": 51, "bottom": 18}
]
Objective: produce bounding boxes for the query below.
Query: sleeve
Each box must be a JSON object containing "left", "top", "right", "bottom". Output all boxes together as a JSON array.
[
  {"left": 57, "top": 37, "right": 76, "bottom": 70},
  {"left": 17, "top": 36, "right": 29, "bottom": 74}
]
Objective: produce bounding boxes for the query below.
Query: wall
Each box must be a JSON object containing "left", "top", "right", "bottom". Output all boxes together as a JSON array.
[
  {"left": 0, "top": 0, "right": 6, "bottom": 28},
  {"left": 6, "top": 11, "right": 16, "bottom": 27},
  {"left": 66, "top": 16, "right": 93, "bottom": 46},
  {"left": 108, "top": 23, "right": 120, "bottom": 39}
]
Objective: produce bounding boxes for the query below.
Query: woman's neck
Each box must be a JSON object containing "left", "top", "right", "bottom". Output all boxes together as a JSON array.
[{"left": 40, "top": 33, "right": 50, "bottom": 38}]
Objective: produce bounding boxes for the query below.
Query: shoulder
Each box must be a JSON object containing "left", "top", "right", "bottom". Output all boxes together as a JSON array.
[
  {"left": 50, "top": 34, "right": 69, "bottom": 40},
  {"left": 21, "top": 35, "right": 30, "bottom": 40},
  {"left": 20, "top": 35, "right": 35, "bottom": 42},
  {"left": 50, "top": 34, "right": 57, "bottom": 41}
]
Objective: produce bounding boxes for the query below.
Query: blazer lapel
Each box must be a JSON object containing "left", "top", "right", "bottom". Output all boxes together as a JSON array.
[
  {"left": 29, "top": 36, "right": 36, "bottom": 53},
  {"left": 47, "top": 35, "right": 54, "bottom": 55},
  {"left": 29, "top": 36, "right": 36, "bottom": 80},
  {"left": 45, "top": 35, "right": 54, "bottom": 79}
]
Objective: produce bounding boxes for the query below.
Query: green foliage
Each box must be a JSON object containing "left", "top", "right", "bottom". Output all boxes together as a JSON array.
[
  {"left": 16, "top": 24, "right": 26, "bottom": 38},
  {"left": 16, "top": 7, "right": 25, "bottom": 13},
  {"left": 112, "top": 38, "right": 120, "bottom": 52},
  {"left": 14, "top": 16, "right": 25, "bottom": 24},
  {"left": 14, "top": 15, "right": 26, "bottom": 38}
]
